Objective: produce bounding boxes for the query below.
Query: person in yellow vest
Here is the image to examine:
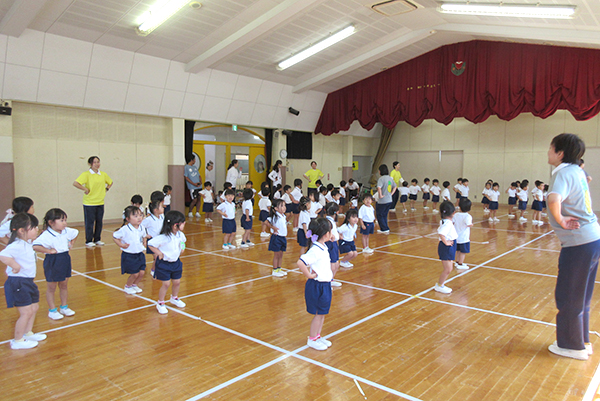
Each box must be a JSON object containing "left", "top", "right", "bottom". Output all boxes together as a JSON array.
[
  {"left": 303, "top": 161, "right": 324, "bottom": 197},
  {"left": 73, "top": 156, "right": 113, "bottom": 247},
  {"left": 390, "top": 161, "right": 403, "bottom": 212}
]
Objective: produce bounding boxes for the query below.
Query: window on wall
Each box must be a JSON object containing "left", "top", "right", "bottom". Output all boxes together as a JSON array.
[{"left": 286, "top": 131, "right": 312, "bottom": 159}]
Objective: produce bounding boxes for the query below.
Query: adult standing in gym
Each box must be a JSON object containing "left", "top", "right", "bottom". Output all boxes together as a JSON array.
[
  {"left": 303, "top": 161, "right": 324, "bottom": 197},
  {"left": 390, "top": 161, "right": 403, "bottom": 212},
  {"left": 184, "top": 155, "right": 202, "bottom": 218},
  {"left": 376, "top": 164, "right": 396, "bottom": 234}
]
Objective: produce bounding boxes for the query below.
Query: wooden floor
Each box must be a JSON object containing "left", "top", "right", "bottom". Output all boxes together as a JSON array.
[{"left": 2, "top": 205, "right": 600, "bottom": 400}]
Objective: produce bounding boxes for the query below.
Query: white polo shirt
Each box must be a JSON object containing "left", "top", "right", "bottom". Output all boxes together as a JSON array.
[
  {"left": 0, "top": 239, "right": 37, "bottom": 278},
  {"left": 453, "top": 212, "right": 472, "bottom": 244},
  {"left": 268, "top": 212, "right": 287, "bottom": 236},
  {"left": 517, "top": 189, "right": 528, "bottom": 201},
  {"left": 282, "top": 193, "right": 292, "bottom": 204},
  {"left": 408, "top": 185, "right": 421, "bottom": 195},
  {"left": 33, "top": 227, "right": 79, "bottom": 253},
  {"left": 422, "top": 184, "right": 430, "bottom": 193},
  {"left": 358, "top": 205, "right": 375, "bottom": 223},
  {"left": 438, "top": 219, "right": 458, "bottom": 241},
  {"left": 326, "top": 216, "right": 339, "bottom": 241},
  {"left": 441, "top": 188, "right": 451, "bottom": 201},
  {"left": 309, "top": 202, "right": 322, "bottom": 218},
  {"left": 141, "top": 213, "right": 164, "bottom": 238},
  {"left": 298, "top": 210, "right": 311, "bottom": 230},
  {"left": 217, "top": 201, "right": 236, "bottom": 220},
  {"left": 200, "top": 189, "right": 213, "bottom": 203},
  {"left": 488, "top": 190, "right": 500, "bottom": 202},
  {"left": 259, "top": 197, "right": 271, "bottom": 212},
  {"left": 291, "top": 187, "right": 303, "bottom": 202},
  {"left": 242, "top": 199, "right": 253, "bottom": 216},
  {"left": 430, "top": 186, "right": 441, "bottom": 196},
  {"left": 300, "top": 242, "right": 332, "bottom": 282},
  {"left": 337, "top": 223, "right": 357, "bottom": 241},
  {"left": 113, "top": 224, "right": 147, "bottom": 254},
  {"left": 460, "top": 185, "right": 470, "bottom": 197},
  {"left": 147, "top": 231, "right": 186, "bottom": 262}
]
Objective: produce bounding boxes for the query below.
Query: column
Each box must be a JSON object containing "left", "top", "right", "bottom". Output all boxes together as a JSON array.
[
  {"left": 168, "top": 118, "right": 186, "bottom": 213},
  {"left": 0, "top": 101, "right": 14, "bottom": 211}
]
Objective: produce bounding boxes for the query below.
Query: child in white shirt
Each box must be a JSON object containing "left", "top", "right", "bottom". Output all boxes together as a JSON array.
[
  {"left": 422, "top": 178, "right": 431, "bottom": 210},
  {"left": 358, "top": 194, "right": 376, "bottom": 254},
  {"left": 408, "top": 179, "right": 421, "bottom": 211},
  {"left": 430, "top": 179, "right": 441, "bottom": 213},
  {"left": 240, "top": 189, "right": 255, "bottom": 248},
  {"left": 200, "top": 182, "right": 214, "bottom": 222},
  {"left": 441, "top": 181, "right": 452, "bottom": 202},
  {"left": 338, "top": 209, "right": 359, "bottom": 268},
  {"left": 113, "top": 206, "right": 148, "bottom": 295},
  {"left": 454, "top": 199, "right": 473, "bottom": 270},
  {"left": 217, "top": 189, "right": 237, "bottom": 249},
  {"left": 259, "top": 187, "right": 272, "bottom": 237},
  {"left": 399, "top": 182, "right": 410, "bottom": 213},
  {"left": 486, "top": 183, "right": 501, "bottom": 222},
  {"left": 266, "top": 200, "right": 288, "bottom": 277},
  {"left": 506, "top": 182, "right": 518, "bottom": 218},
  {"left": 435, "top": 201, "right": 458, "bottom": 294}
]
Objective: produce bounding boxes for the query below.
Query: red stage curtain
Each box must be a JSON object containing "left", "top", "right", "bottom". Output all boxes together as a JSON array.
[{"left": 314, "top": 40, "right": 600, "bottom": 136}]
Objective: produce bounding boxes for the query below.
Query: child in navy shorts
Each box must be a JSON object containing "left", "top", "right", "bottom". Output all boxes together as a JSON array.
[
  {"left": 258, "top": 187, "right": 271, "bottom": 237},
  {"left": 266, "top": 199, "right": 288, "bottom": 277},
  {"left": 0, "top": 213, "right": 48, "bottom": 349},
  {"left": 217, "top": 188, "right": 237, "bottom": 249},
  {"left": 33, "top": 208, "right": 79, "bottom": 320},
  {"left": 337, "top": 209, "right": 358, "bottom": 268},
  {"left": 297, "top": 217, "right": 334, "bottom": 351},
  {"left": 148, "top": 210, "right": 187, "bottom": 314},
  {"left": 358, "top": 194, "right": 376, "bottom": 254},
  {"left": 240, "top": 188, "right": 254, "bottom": 248},
  {"left": 435, "top": 201, "right": 458, "bottom": 294},
  {"left": 113, "top": 206, "right": 147, "bottom": 295},
  {"left": 297, "top": 196, "right": 311, "bottom": 255},
  {"left": 325, "top": 202, "right": 342, "bottom": 288}
]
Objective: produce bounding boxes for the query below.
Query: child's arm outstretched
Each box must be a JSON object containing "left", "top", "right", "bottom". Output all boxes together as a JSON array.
[
  {"left": 297, "top": 259, "right": 317, "bottom": 279},
  {"left": 0, "top": 255, "right": 21, "bottom": 274}
]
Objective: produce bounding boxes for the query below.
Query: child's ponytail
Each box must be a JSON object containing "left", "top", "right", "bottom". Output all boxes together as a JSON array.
[
  {"left": 160, "top": 210, "right": 186, "bottom": 235},
  {"left": 270, "top": 199, "right": 284, "bottom": 224},
  {"left": 439, "top": 201, "right": 455, "bottom": 220},
  {"left": 8, "top": 213, "right": 38, "bottom": 244}
]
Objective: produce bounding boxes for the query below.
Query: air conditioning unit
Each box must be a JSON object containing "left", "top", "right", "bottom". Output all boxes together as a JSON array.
[{"left": 370, "top": 0, "right": 419, "bottom": 16}]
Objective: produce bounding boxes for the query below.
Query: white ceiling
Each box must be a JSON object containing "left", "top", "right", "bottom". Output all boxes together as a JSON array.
[{"left": 1, "top": 0, "right": 599, "bottom": 93}]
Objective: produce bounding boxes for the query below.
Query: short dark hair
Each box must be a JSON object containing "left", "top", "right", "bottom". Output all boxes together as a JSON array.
[
  {"left": 402, "top": 181, "right": 408, "bottom": 187},
  {"left": 392, "top": 161, "right": 399, "bottom": 168},
  {"left": 11, "top": 197, "right": 34, "bottom": 214},
  {"left": 186, "top": 155, "right": 195, "bottom": 164},
  {"left": 458, "top": 198, "right": 471, "bottom": 212},
  {"left": 294, "top": 178, "right": 302, "bottom": 187},
  {"left": 378, "top": 164, "right": 389, "bottom": 176},
  {"left": 440, "top": 201, "right": 455, "bottom": 219},
  {"left": 432, "top": 179, "right": 439, "bottom": 184},
  {"left": 87, "top": 156, "right": 99, "bottom": 165},
  {"left": 224, "top": 188, "right": 235, "bottom": 196},
  {"left": 551, "top": 133, "right": 585, "bottom": 164},
  {"left": 204, "top": 181, "right": 212, "bottom": 188},
  {"left": 162, "top": 185, "right": 172, "bottom": 193},
  {"left": 261, "top": 187, "right": 270, "bottom": 197},
  {"left": 443, "top": 181, "right": 450, "bottom": 188},
  {"left": 131, "top": 194, "right": 143, "bottom": 205},
  {"left": 243, "top": 188, "right": 253, "bottom": 200},
  {"left": 462, "top": 178, "right": 469, "bottom": 183}
]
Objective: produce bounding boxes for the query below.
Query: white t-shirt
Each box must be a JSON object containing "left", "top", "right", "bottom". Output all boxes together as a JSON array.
[
  {"left": 482, "top": 188, "right": 491, "bottom": 198},
  {"left": 309, "top": 202, "right": 322, "bottom": 218},
  {"left": 437, "top": 219, "right": 458, "bottom": 242},
  {"left": 326, "top": 216, "right": 339, "bottom": 241},
  {"left": 430, "top": 186, "right": 441, "bottom": 196},
  {"left": 359, "top": 204, "right": 375, "bottom": 223},
  {"left": 163, "top": 194, "right": 171, "bottom": 206},
  {"left": 141, "top": 213, "right": 164, "bottom": 238},
  {"left": 147, "top": 231, "right": 186, "bottom": 262},
  {"left": 274, "top": 191, "right": 282, "bottom": 200},
  {"left": 242, "top": 199, "right": 253, "bottom": 217},
  {"left": 441, "top": 188, "right": 451, "bottom": 201},
  {"left": 325, "top": 192, "right": 334, "bottom": 203},
  {"left": 453, "top": 212, "right": 472, "bottom": 244},
  {"left": 339, "top": 187, "right": 346, "bottom": 198},
  {"left": 488, "top": 190, "right": 500, "bottom": 202},
  {"left": 517, "top": 189, "right": 528, "bottom": 201},
  {"left": 33, "top": 227, "right": 79, "bottom": 253},
  {"left": 298, "top": 210, "right": 311, "bottom": 230},
  {"left": 259, "top": 197, "right": 271, "bottom": 212},
  {"left": 408, "top": 185, "right": 421, "bottom": 195},
  {"left": 226, "top": 167, "right": 242, "bottom": 186},
  {"left": 268, "top": 212, "right": 287, "bottom": 236},
  {"left": 300, "top": 242, "right": 332, "bottom": 282},
  {"left": 291, "top": 187, "right": 302, "bottom": 203},
  {"left": 531, "top": 187, "right": 543, "bottom": 201},
  {"left": 0, "top": 219, "right": 10, "bottom": 238},
  {"left": 200, "top": 189, "right": 213, "bottom": 203},
  {"left": 337, "top": 223, "right": 357, "bottom": 241},
  {"left": 319, "top": 196, "right": 327, "bottom": 207},
  {"left": 268, "top": 169, "right": 282, "bottom": 187},
  {"left": 422, "top": 184, "right": 430, "bottom": 193},
  {"left": 507, "top": 188, "right": 517, "bottom": 197},
  {"left": 347, "top": 182, "right": 359, "bottom": 191},
  {"left": 351, "top": 198, "right": 358, "bottom": 208},
  {"left": 399, "top": 187, "right": 410, "bottom": 196},
  {"left": 460, "top": 185, "right": 470, "bottom": 197},
  {"left": 0, "top": 238, "right": 36, "bottom": 278},
  {"left": 217, "top": 201, "right": 236, "bottom": 220},
  {"left": 282, "top": 193, "right": 292, "bottom": 204},
  {"left": 113, "top": 223, "right": 147, "bottom": 254},
  {"left": 454, "top": 183, "right": 462, "bottom": 193}
]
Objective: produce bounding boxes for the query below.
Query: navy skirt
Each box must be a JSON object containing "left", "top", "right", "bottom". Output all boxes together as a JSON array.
[
  {"left": 297, "top": 228, "right": 308, "bottom": 247},
  {"left": 268, "top": 235, "right": 287, "bottom": 252},
  {"left": 423, "top": 193, "right": 430, "bottom": 200},
  {"left": 438, "top": 240, "right": 457, "bottom": 261},
  {"left": 44, "top": 251, "right": 72, "bottom": 282},
  {"left": 222, "top": 219, "right": 236, "bottom": 234},
  {"left": 432, "top": 195, "right": 440, "bottom": 203},
  {"left": 241, "top": 215, "right": 253, "bottom": 230},
  {"left": 259, "top": 210, "right": 269, "bottom": 222},
  {"left": 326, "top": 241, "right": 339, "bottom": 263}
]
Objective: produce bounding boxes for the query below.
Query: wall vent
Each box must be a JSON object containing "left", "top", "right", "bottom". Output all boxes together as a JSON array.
[{"left": 370, "top": 0, "right": 419, "bottom": 16}]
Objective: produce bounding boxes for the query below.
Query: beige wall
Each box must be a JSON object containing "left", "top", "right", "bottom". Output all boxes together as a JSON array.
[
  {"left": 386, "top": 110, "right": 600, "bottom": 202},
  {"left": 12, "top": 102, "right": 172, "bottom": 223}
]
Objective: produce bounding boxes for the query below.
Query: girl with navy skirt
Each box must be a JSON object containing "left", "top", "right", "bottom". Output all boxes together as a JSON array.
[
  {"left": 325, "top": 203, "right": 342, "bottom": 288},
  {"left": 435, "top": 201, "right": 458, "bottom": 294},
  {"left": 259, "top": 187, "right": 272, "bottom": 237},
  {"left": 338, "top": 209, "right": 358, "bottom": 268},
  {"left": 113, "top": 206, "right": 147, "bottom": 295},
  {"left": 297, "top": 217, "right": 334, "bottom": 351},
  {"left": 240, "top": 188, "right": 254, "bottom": 248},
  {"left": 32, "top": 209, "right": 79, "bottom": 320},
  {"left": 141, "top": 199, "right": 164, "bottom": 278},
  {"left": 266, "top": 199, "right": 287, "bottom": 277},
  {"left": 217, "top": 188, "right": 237, "bottom": 249},
  {"left": 297, "top": 197, "right": 311, "bottom": 255}
]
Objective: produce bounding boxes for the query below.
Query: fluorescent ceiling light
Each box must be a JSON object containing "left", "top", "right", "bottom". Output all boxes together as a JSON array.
[
  {"left": 438, "top": 3, "right": 576, "bottom": 19},
  {"left": 137, "top": 0, "right": 191, "bottom": 36},
  {"left": 277, "top": 25, "right": 356, "bottom": 70}
]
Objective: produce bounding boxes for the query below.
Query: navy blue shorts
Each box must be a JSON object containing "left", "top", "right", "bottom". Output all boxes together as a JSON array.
[
  {"left": 339, "top": 240, "right": 356, "bottom": 254},
  {"left": 268, "top": 235, "right": 287, "bottom": 252},
  {"left": 164, "top": 205, "right": 171, "bottom": 213},
  {"left": 438, "top": 240, "right": 457, "bottom": 261},
  {"left": 456, "top": 192, "right": 461, "bottom": 199},
  {"left": 4, "top": 277, "right": 39, "bottom": 308},
  {"left": 409, "top": 194, "right": 417, "bottom": 200},
  {"left": 305, "top": 279, "right": 332, "bottom": 315},
  {"left": 489, "top": 201, "right": 499, "bottom": 210},
  {"left": 508, "top": 196, "right": 517, "bottom": 205},
  {"left": 222, "top": 219, "right": 236, "bottom": 234},
  {"left": 241, "top": 215, "right": 253, "bottom": 230},
  {"left": 326, "top": 241, "right": 339, "bottom": 263},
  {"left": 542, "top": 200, "right": 547, "bottom": 209},
  {"left": 432, "top": 195, "right": 440, "bottom": 203},
  {"left": 532, "top": 200, "right": 543, "bottom": 211},
  {"left": 155, "top": 258, "right": 182, "bottom": 281},
  {"left": 423, "top": 193, "right": 430, "bottom": 200},
  {"left": 288, "top": 203, "right": 299, "bottom": 214},
  {"left": 360, "top": 222, "right": 374, "bottom": 235},
  {"left": 482, "top": 197, "right": 490, "bottom": 204},
  {"left": 43, "top": 252, "right": 72, "bottom": 282},
  {"left": 202, "top": 202, "right": 214, "bottom": 212},
  {"left": 121, "top": 252, "right": 146, "bottom": 275},
  {"left": 339, "top": 197, "right": 346, "bottom": 206},
  {"left": 259, "top": 210, "right": 269, "bottom": 222},
  {"left": 146, "top": 244, "right": 154, "bottom": 255},
  {"left": 518, "top": 200, "right": 528, "bottom": 210},
  {"left": 297, "top": 228, "right": 308, "bottom": 247},
  {"left": 400, "top": 195, "right": 408, "bottom": 203},
  {"left": 457, "top": 242, "right": 470, "bottom": 254}
]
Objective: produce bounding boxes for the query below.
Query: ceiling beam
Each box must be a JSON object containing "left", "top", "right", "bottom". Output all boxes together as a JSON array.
[
  {"left": 293, "top": 29, "right": 436, "bottom": 93},
  {"left": 185, "top": 0, "right": 322, "bottom": 74},
  {"left": 0, "top": 0, "right": 49, "bottom": 37}
]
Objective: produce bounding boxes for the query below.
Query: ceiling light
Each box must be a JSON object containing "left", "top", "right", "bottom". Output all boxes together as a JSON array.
[
  {"left": 136, "top": 0, "right": 191, "bottom": 36},
  {"left": 277, "top": 25, "right": 356, "bottom": 70},
  {"left": 438, "top": 3, "right": 576, "bottom": 19}
]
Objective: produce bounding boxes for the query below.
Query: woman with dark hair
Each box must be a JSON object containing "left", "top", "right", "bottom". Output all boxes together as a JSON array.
[
  {"left": 376, "top": 164, "right": 396, "bottom": 234},
  {"left": 73, "top": 156, "right": 113, "bottom": 247},
  {"left": 226, "top": 159, "right": 242, "bottom": 187},
  {"left": 390, "top": 161, "right": 402, "bottom": 211},
  {"left": 304, "top": 161, "right": 324, "bottom": 197},
  {"left": 268, "top": 160, "right": 283, "bottom": 188},
  {"left": 547, "top": 133, "right": 600, "bottom": 361}
]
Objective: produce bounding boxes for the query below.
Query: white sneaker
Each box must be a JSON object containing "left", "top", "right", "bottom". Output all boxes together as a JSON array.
[
  {"left": 132, "top": 285, "right": 143, "bottom": 294},
  {"left": 330, "top": 281, "right": 342, "bottom": 287},
  {"left": 456, "top": 263, "right": 469, "bottom": 270},
  {"left": 280, "top": 269, "right": 288, "bottom": 276},
  {"left": 411, "top": 208, "right": 416, "bottom": 211},
  {"left": 188, "top": 212, "right": 193, "bottom": 218},
  {"left": 246, "top": 241, "right": 254, "bottom": 246},
  {"left": 318, "top": 337, "right": 332, "bottom": 347},
  {"left": 222, "top": 244, "right": 230, "bottom": 250},
  {"left": 228, "top": 244, "right": 236, "bottom": 249},
  {"left": 293, "top": 227, "right": 298, "bottom": 232},
  {"left": 548, "top": 341, "right": 588, "bottom": 360},
  {"left": 59, "top": 306, "right": 76, "bottom": 316},
  {"left": 124, "top": 286, "right": 137, "bottom": 295},
  {"left": 340, "top": 261, "right": 353, "bottom": 268},
  {"left": 260, "top": 232, "right": 269, "bottom": 237},
  {"left": 48, "top": 310, "right": 64, "bottom": 320},
  {"left": 240, "top": 243, "right": 249, "bottom": 248},
  {"left": 424, "top": 207, "right": 429, "bottom": 210},
  {"left": 538, "top": 221, "right": 544, "bottom": 226},
  {"left": 195, "top": 212, "right": 201, "bottom": 218},
  {"left": 363, "top": 247, "right": 374, "bottom": 254},
  {"left": 272, "top": 268, "right": 286, "bottom": 277},
  {"left": 493, "top": 217, "right": 500, "bottom": 222},
  {"left": 307, "top": 338, "right": 328, "bottom": 351},
  {"left": 483, "top": 209, "right": 489, "bottom": 214},
  {"left": 205, "top": 218, "right": 210, "bottom": 223},
  {"left": 85, "top": 242, "right": 96, "bottom": 247},
  {"left": 156, "top": 302, "right": 168, "bottom": 314},
  {"left": 586, "top": 342, "right": 593, "bottom": 355},
  {"left": 508, "top": 214, "right": 515, "bottom": 218},
  {"left": 390, "top": 209, "right": 396, "bottom": 212},
  {"left": 24, "top": 332, "right": 47, "bottom": 342},
  {"left": 169, "top": 296, "right": 186, "bottom": 308},
  {"left": 208, "top": 218, "right": 213, "bottom": 222},
  {"left": 433, "top": 209, "right": 439, "bottom": 213},
  {"left": 533, "top": 220, "right": 539, "bottom": 224},
  {"left": 95, "top": 241, "right": 105, "bottom": 246},
  {"left": 488, "top": 218, "right": 494, "bottom": 222},
  {"left": 287, "top": 221, "right": 292, "bottom": 225},
  {"left": 519, "top": 217, "right": 527, "bottom": 222},
  {"left": 541, "top": 213, "right": 547, "bottom": 217},
  {"left": 434, "top": 283, "right": 452, "bottom": 294},
  {"left": 10, "top": 339, "right": 38, "bottom": 350}
]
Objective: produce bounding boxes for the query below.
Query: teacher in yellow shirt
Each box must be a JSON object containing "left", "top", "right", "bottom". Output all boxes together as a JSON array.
[
  {"left": 303, "top": 161, "right": 324, "bottom": 197},
  {"left": 73, "top": 156, "right": 113, "bottom": 247},
  {"left": 390, "top": 161, "right": 403, "bottom": 211}
]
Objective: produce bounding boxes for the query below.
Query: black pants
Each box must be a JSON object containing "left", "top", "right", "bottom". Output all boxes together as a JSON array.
[
  {"left": 84, "top": 205, "right": 104, "bottom": 243},
  {"left": 391, "top": 190, "right": 399, "bottom": 210}
]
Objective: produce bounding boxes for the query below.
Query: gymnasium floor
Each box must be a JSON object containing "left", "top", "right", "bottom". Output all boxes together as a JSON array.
[{"left": 1, "top": 204, "right": 600, "bottom": 400}]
